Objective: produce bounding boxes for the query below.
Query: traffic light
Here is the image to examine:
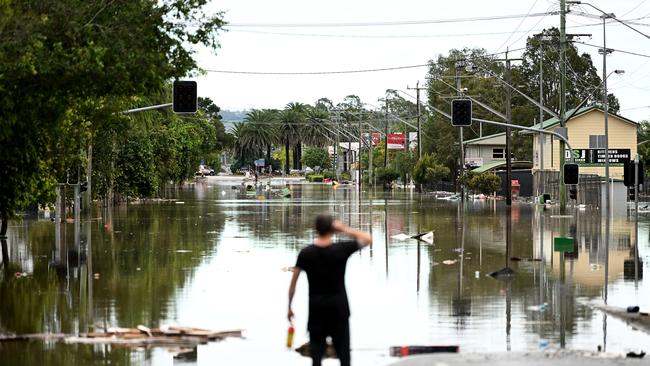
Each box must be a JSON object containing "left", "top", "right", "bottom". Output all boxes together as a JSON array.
[
  {"left": 568, "top": 187, "right": 577, "bottom": 200},
  {"left": 80, "top": 181, "right": 88, "bottom": 193},
  {"left": 563, "top": 163, "right": 579, "bottom": 185},
  {"left": 628, "top": 186, "right": 636, "bottom": 201},
  {"left": 624, "top": 161, "right": 644, "bottom": 187},
  {"left": 173, "top": 80, "right": 197, "bottom": 113},
  {"left": 451, "top": 99, "right": 472, "bottom": 126}
]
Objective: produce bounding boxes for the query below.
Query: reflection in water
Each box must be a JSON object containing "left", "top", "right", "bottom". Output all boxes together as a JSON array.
[{"left": 0, "top": 184, "right": 649, "bottom": 365}]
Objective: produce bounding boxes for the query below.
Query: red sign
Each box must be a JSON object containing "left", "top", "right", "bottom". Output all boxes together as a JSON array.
[
  {"left": 387, "top": 133, "right": 405, "bottom": 150},
  {"left": 371, "top": 132, "right": 381, "bottom": 145}
]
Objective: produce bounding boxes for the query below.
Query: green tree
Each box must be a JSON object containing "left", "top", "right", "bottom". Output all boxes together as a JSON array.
[
  {"left": 241, "top": 109, "right": 278, "bottom": 161},
  {"left": 413, "top": 154, "right": 450, "bottom": 187},
  {"left": 302, "top": 148, "right": 331, "bottom": 170},
  {"left": 302, "top": 108, "right": 331, "bottom": 147},
  {"left": 391, "top": 151, "right": 416, "bottom": 184},
  {"left": 0, "top": 0, "right": 225, "bottom": 233}
]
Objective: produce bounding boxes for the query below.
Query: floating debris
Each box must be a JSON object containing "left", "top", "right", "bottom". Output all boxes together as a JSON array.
[
  {"left": 488, "top": 267, "right": 514, "bottom": 278},
  {"left": 0, "top": 326, "right": 242, "bottom": 349},
  {"left": 527, "top": 303, "right": 548, "bottom": 312},
  {"left": 390, "top": 345, "right": 459, "bottom": 357}
]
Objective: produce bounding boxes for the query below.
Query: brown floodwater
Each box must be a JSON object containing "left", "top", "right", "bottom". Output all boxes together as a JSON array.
[{"left": 0, "top": 180, "right": 648, "bottom": 365}]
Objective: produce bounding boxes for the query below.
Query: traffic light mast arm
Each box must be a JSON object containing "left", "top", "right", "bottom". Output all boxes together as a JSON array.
[
  {"left": 427, "top": 102, "right": 575, "bottom": 162},
  {"left": 472, "top": 117, "right": 575, "bottom": 163},
  {"left": 122, "top": 103, "right": 173, "bottom": 114}
]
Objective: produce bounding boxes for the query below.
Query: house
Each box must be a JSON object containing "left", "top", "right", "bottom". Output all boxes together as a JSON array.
[
  {"left": 531, "top": 106, "right": 637, "bottom": 180},
  {"left": 462, "top": 133, "right": 507, "bottom": 168}
]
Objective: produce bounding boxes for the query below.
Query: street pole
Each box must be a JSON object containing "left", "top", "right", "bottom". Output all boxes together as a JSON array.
[
  {"left": 505, "top": 53, "right": 513, "bottom": 206},
  {"left": 456, "top": 61, "right": 465, "bottom": 201},
  {"left": 359, "top": 113, "right": 363, "bottom": 191},
  {"left": 384, "top": 103, "right": 389, "bottom": 168},
  {"left": 539, "top": 42, "right": 545, "bottom": 197},
  {"left": 602, "top": 13, "right": 612, "bottom": 232},
  {"left": 634, "top": 155, "right": 639, "bottom": 283},
  {"left": 560, "top": 0, "right": 568, "bottom": 211},
  {"left": 416, "top": 81, "right": 422, "bottom": 161}
]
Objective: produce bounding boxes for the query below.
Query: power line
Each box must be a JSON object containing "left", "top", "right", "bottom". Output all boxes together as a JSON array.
[
  {"left": 495, "top": 0, "right": 543, "bottom": 53},
  {"left": 225, "top": 12, "right": 556, "bottom": 28},
  {"left": 227, "top": 28, "right": 545, "bottom": 39},
  {"left": 573, "top": 40, "right": 650, "bottom": 58},
  {"left": 203, "top": 64, "right": 428, "bottom": 75}
]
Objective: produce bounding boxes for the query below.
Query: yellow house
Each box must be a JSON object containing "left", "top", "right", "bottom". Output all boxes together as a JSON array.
[{"left": 532, "top": 106, "right": 638, "bottom": 180}]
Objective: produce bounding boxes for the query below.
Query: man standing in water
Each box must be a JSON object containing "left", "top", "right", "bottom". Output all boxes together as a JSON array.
[{"left": 288, "top": 214, "right": 372, "bottom": 366}]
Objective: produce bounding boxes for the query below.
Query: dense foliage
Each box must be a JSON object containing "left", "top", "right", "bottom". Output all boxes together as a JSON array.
[{"left": 0, "top": 1, "right": 226, "bottom": 226}]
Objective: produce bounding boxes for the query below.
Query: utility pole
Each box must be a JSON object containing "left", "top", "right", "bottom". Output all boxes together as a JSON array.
[
  {"left": 495, "top": 50, "right": 522, "bottom": 206},
  {"left": 455, "top": 60, "right": 465, "bottom": 201},
  {"left": 559, "top": 0, "right": 568, "bottom": 211},
  {"left": 407, "top": 82, "right": 427, "bottom": 162},
  {"left": 384, "top": 102, "right": 389, "bottom": 168},
  {"left": 538, "top": 40, "right": 545, "bottom": 197},
  {"left": 408, "top": 82, "right": 426, "bottom": 192},
  {"left": 358, "top": 112, "right": 363, "bottom": 191}
]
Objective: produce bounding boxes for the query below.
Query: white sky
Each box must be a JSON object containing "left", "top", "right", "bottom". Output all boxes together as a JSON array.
[{"left": 195, "top": 0, "right": 650, "bottom": 122}]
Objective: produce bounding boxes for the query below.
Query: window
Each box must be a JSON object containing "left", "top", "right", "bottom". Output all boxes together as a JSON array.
[
  {"left": 589, "top": 135, "right": 606, "bottom": 149},
  {"left": 492, "top": 148, "right": 505, "bottom": 159}
]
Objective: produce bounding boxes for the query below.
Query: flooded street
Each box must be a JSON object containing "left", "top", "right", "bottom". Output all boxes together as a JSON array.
[{"left": 1, "top": 181, "right": 648, "bottom": 365}]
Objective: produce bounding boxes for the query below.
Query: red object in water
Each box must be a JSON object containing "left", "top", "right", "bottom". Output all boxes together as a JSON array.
[{"left": 390, "top": 345, "right": 460, "bottom": 357}]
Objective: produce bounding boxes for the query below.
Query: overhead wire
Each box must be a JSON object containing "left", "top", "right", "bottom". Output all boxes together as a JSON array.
[
  {"left": 224, "top": 12, "right": 556, "bottom": 28},
  {"left": 495, "top": 0, "right": 543, "bottom": 53}
]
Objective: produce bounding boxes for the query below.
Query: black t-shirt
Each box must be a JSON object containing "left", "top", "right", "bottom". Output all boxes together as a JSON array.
[{"left": 295, "top": 240, "right": 360, "bottom": 327}]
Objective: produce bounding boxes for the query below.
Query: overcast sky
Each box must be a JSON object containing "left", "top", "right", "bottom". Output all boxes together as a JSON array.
[{"left": 195, "top": 0, "right": 650, "bottom": 122}]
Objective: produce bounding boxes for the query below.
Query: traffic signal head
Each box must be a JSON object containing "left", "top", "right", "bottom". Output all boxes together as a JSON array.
[
  {"left": 80, "top": 181, "right": 88, "bottom": 193},
  {"left": 568, "top": 187, "right": 577, "bottom": 200},
  {"left": 173, "top": 80, "right": 197, "bottom": 113},
  {"left": 451, "top": 99, "right": 472, "bottom": 126},
  {"left": 628, "top": 186, "right": 636, "bottom": 201},
  {"left": 624, "top": 161, "right": 644, "bottom": 187},
  {"left": 563, "top": 163, "right": 579, "bottom": 185}
]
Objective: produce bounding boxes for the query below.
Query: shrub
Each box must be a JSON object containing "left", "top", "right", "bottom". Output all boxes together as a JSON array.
[
  {"left": 468, "top": 173, "right": 501, "bottom": 195},
  {"left": 413, "top": 154, "right": 450, "bottom": 186},
  {"left": 340, "top": 171, "right": 351, "bottom": 181},
  {"left": 302, "top": 148, "right": 331, "bottom": 170},
  {"left": 308, "top": 174, "right": 324, "bottom": 182}
]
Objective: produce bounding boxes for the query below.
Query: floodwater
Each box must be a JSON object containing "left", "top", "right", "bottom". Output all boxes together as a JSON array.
[{"left": 0, "top": 180, "right": 648, "bottom": 366}]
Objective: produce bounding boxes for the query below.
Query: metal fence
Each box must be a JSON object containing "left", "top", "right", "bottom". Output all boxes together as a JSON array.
[{"left": 534, "top": 170, "right": 602, "bottom": 206}]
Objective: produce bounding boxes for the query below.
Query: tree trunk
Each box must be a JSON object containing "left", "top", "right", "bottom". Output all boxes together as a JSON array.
[
  {"left": 285, "top": 140, "right": 290, "bottom": 175},
  {"left": 292, "top": 146, "right": 298, "bottom": 170},
  {"left": 297, "top": 143, "right": 302, "bottom": 170},
  {"left": 266, "top": 145, "right": 271, "bottom": 162},
  {"left": 1, "top": 218, "right": 7, "bottom": 265}
]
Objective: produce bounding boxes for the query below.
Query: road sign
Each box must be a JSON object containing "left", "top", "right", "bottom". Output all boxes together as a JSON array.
[{"left": 553, "top": 237, "right": 574, "bottom": 253}]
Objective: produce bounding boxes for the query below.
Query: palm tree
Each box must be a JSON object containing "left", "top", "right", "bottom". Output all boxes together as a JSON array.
[
  {"left": 230, "top": 122, "right": 248, "bottom": 159},
  {"left": 279, "top": 103, "right": 306, "bottom": 173},
  {"left": 302, "top": 107, "right": 331, "bottom": 147},
  {"left": 241, "top": 109, "right": 278, "bottom": 161}
]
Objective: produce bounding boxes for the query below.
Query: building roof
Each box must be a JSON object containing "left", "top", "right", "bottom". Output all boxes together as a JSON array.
[
  {"left": 463, "top": 132, "right": 506, "bottom": 146},
  {"left": 472, "top": 160, "right": 532, "bottom": 173},
  {"left": 539, "top": 105, "right": 638, "bottom": 129}
]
